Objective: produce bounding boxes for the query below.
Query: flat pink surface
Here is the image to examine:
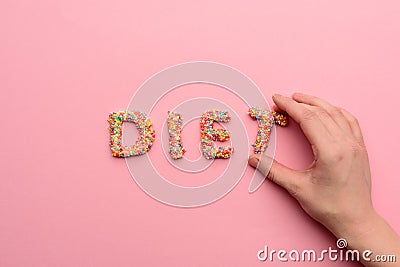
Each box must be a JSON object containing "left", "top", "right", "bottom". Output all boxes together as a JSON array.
[{"left": 1, "top": 0, "right": 399, "bottom": 266}]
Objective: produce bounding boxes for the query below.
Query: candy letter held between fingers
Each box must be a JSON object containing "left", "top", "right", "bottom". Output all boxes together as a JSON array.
[{"left": 248, "top": 107, "right": 288, "bottom": 154}]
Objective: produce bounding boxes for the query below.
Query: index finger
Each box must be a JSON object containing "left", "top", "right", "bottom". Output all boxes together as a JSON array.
[{"left": 272, "top": 94, "right": 331, "bottom": 146}]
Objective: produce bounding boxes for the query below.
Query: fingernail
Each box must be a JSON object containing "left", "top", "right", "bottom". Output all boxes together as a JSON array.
[
  {"left": 292, "top": 92, "right": 302, "bottom": 98},
  {"left": 248, "top": 155, "right": 259, "bottom": 168},
  {"left": 272, "top": 93, "right": 283, "bottom": 100}
]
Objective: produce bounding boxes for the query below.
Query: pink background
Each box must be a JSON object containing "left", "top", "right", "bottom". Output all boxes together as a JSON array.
[{"left": 1, "top": 0, "right": 399, "bottom": 266}]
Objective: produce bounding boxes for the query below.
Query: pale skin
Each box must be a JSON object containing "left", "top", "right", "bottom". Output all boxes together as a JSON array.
[{"left": 248, "top": 93, "right": 400, "bottom": 266}]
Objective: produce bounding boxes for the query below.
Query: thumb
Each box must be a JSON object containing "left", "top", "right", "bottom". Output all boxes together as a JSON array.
[{"left": 248, "top": 154, "right": 302, "bottom": 196}]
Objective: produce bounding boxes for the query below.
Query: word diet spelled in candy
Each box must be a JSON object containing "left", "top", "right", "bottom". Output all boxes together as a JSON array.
[{"left": 108, "top": 108, "right": 287, "bottom": 159}]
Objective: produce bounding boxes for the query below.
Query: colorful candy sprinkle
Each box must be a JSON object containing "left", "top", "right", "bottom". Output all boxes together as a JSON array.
[
  {"left": 200, "top": 109, "right": 233, "bottom": 159},
  {"left": 167, "top": 111, "right": 186, "bottom": 159},
  {"left": 107, "top": 111, "right": 155, "bottom": 157},
  {"left": 248, "top": 107, "right": 288, "bottom": 154},
  {"left": 272, "top": 111, "right": 288, "bottom": 127}
]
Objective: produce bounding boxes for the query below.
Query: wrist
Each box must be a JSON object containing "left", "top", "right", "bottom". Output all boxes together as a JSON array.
[
  {"left": 337, "top": 210, "right": 383, "bottom": 249},
  {"left": 329, "top": 209, "right": 400, "bottom": 264},
  {"left": 326, "top": 207, "right": 381, "bottom": 248}
]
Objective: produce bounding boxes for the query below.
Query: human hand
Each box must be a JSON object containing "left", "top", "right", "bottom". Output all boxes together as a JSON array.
[{"left": 248, "top": 93, "right": 400, "bottom": 266}]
